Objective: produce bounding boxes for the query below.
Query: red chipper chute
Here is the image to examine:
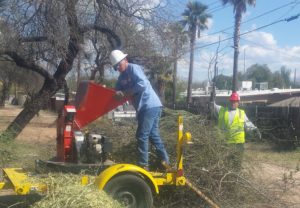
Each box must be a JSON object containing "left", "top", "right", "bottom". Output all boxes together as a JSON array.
[
  {"left": 55, "top": 81, "right": 129, "bottom": 162},
  {"left": 74, "top": 81, "right": 128, "bottom": 129}
]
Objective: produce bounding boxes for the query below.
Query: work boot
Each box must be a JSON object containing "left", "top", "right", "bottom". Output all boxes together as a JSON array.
[
  {"left": 143, "top": 166, "right": 149, "bottom": 171},
  {"left": 161, "top": 161, "right": 175, "bottom": 172},
  {"left": 103, "top": 159, "right": 115, "bottom": 166},
  {"left": 151, "top": 160, "right": 174, "bottom": 172}
]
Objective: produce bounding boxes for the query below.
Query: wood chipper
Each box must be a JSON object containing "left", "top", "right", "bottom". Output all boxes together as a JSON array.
[{"left": 1, "top": 81, "right": 219, "bottom": 208}]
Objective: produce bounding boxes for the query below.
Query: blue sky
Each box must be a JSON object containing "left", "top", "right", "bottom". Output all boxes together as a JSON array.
[{"left": 166, "top": 0, "right": 300, "bottom": 82}]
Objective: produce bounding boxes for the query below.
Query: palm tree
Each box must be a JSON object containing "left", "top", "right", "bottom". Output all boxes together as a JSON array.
[
  {"left": 181, "top": 1, "right": 211, "bottom": 106},
  {"left": 221, "top": 0, "right": 256, "bottom": 92}
]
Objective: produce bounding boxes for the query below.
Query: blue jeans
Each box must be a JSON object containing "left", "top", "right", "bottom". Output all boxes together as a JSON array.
[{"left": 136, "top": 107, "right": 169, "bottom": 167}]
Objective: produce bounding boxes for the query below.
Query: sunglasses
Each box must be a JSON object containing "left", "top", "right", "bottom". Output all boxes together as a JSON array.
[
  {"left": 114, "top": 58, "right": 125, "bottom": 71},
  {"left": 113, "top": 63, "right": 120, "bottom": 71}
]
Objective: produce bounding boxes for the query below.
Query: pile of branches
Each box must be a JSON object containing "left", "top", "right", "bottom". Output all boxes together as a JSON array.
[
  {"left": 95, "top": 108, "right": 280, "bottom": 208},
  {"left": 157, "top": 109, "right": 267, "bottom": 207}
]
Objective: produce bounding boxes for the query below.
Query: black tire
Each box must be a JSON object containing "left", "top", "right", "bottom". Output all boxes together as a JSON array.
[{"left": 104, "top": 174, "right": 153, "bottom": 208}]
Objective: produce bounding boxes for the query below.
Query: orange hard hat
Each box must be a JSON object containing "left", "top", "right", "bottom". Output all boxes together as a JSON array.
[{"left": 230, "top": 92, "right": 240, "bottom": 101}]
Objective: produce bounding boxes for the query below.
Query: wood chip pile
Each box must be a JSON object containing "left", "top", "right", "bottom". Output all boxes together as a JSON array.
[{"left": 31, "top": 173, "right": 122, "bottom": 208}]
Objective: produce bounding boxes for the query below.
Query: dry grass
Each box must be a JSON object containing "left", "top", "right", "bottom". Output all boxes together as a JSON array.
[
  {"left": 30, "top": 173, "right": 122, "bottom": 208},
  {"left": 0, "top": 139, "right": 55, "bottom": 171},
  {"left": 245, "top": 142, "right": 300, "bottom": 169}
]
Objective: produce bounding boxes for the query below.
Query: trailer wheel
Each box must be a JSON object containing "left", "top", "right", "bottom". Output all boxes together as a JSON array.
[{"left": 104, "top": 174, "right": 153, "bottom": 208}]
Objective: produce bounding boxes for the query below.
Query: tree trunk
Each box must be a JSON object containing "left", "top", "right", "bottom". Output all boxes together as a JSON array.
[
  {"left": 90, "top": 69, "right": 97, "bottom": 81},
  {"left": 1, "top": 1, "right": 81, "bottom": 140},
  {"left": 186, "top": 28, "right": 196, "bottom": 106},
  {"left": 77, "top": 50, "right": 81, "bottom": 88},
  {"left": 1, "top": 1, "right": 120, "bottom": 140},
  {"left": 89, "top": 64, "right": 105, "bottom": 83},
  {"left": 157, "top": 79, "right": 165, "bottom": 104},
  {"left": 98, "top": 64, "right": 105, "bottom": 83},
  {"left": 0, "top": 81, "right": 10, "bottom": 107},
  {"left": 4, "top": 87, "right": 52, "bottom": 139},
  {"left": 172, "top": 37, "right": 178, "bottom": 109},
  {"left": 232, "top": 9, "right": 242, "bottom": 92}
]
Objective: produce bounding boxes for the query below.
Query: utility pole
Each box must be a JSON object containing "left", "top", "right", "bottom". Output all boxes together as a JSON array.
[
  {"left": 77, "top": 50, "right": 81, "bottom": 88},
  {"left": 243, "top": 48, "right": 246, "bottom": 74},
  {"left": 172, "top": 36, "right": 178, "bottom": 109},
  {"left": 294, "top": 68, "right": 297, "bottom": 86}
]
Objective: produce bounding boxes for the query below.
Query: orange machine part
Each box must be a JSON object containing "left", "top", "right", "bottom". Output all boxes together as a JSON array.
[
  {"left": 56, "top": 105, "right": 77, "bottom": 162},
  {"left": 74, "top": 81, "right": 128, "bottom": 129}
]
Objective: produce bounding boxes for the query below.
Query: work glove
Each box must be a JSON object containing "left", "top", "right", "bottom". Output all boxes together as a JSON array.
[
  {"left": 255, "top": 128, "right": 262, "bottom": 140},
  {"left": 113, "top": 91, "right": 125, "bottom": 101},
  {"left": 123, "top": 89, "right": 134, "bottom": 97},
  {"left": 209, "top": 101, "right": 214, "bottom": 111}
]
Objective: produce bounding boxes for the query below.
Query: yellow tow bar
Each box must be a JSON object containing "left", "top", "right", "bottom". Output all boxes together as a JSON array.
[{"left": 0, "top": 168, "right": 46, "bottom": 195}]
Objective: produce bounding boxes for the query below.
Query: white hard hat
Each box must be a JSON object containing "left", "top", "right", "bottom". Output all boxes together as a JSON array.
[{"left": 109, "top": 50, "right": 128, "bottom": 66}]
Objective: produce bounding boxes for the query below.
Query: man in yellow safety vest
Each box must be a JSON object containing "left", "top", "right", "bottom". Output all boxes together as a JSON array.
[{"left": 212, "top": 92, "right": 261, "bottom": 171}]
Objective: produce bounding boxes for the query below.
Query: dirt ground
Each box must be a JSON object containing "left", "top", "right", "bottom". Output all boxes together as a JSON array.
[
  {"left": 0, "top": 105, "right": 57, "bottom": 144},
  {"left": 250, "top": 161, "right": 300, "bottom": 207},
  {"left": 0, "top": 104, "right": 300, "bottom": 207}
]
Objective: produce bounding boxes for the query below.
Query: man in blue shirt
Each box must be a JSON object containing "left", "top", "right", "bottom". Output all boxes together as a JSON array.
[{"left": 110, "top": 50, "right": 169, "bottom": 170}]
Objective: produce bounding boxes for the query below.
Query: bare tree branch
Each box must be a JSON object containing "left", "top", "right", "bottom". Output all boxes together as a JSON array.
[
  {"left": 19, "top": 36, "right": 48, "bottom": 42},
  {"left": 81, "top": 24, "right": 121, "bottom": 49},
  {"left": 1, "top": 51, "right": 53, "bottom": 80}
]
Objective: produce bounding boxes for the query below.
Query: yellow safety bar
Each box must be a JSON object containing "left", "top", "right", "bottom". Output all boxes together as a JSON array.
[
  {"left": 175, "top": 115, "right": 192, "bottom": 185},
  {"left": 0, "top": 168, "right": 46, "bottom": 195}
]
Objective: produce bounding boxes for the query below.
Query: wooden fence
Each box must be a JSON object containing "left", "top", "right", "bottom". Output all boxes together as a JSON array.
[{"left": 245, "top": 106, "right": 300, "bottom": 148}]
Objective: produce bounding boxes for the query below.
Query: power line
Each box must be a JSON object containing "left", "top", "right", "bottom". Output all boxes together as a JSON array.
[
  {"left": 209, "top": 4, "right": 231, "bottom": 14},
  {"left": 192, "top": 12, "right": 300, "bottom": 51},
  {"left": 277, "top": 0, "right": 300, "bottom": 20},
  {"left": 207, "top": 4, "right": 224, "bottom": 13},
  {"left": 219, "top": 29, "right": 300, "bottom": 60},
  {"left": 240, "top": 36, "right": 300, "bottom": 60},
  {"left": 206, "top": 0, "right": 220, "bottom": 7},
  {"left": 203, "top": 0, "right": 300, "bottom": 38}
]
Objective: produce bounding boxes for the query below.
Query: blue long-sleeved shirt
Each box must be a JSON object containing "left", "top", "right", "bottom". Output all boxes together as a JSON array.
[{"left": 115, "top": 63, "right": 162, "bottom": 112}]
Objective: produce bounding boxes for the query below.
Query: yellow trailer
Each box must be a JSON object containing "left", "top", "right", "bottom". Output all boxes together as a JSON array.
[{"left": 0, "top": 116, "right": 219, "bottom": 208}]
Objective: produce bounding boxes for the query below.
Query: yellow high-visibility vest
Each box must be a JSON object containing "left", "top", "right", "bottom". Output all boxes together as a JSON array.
[{"left": 218, "top": 107, "right": 245, "bottom": 144}]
